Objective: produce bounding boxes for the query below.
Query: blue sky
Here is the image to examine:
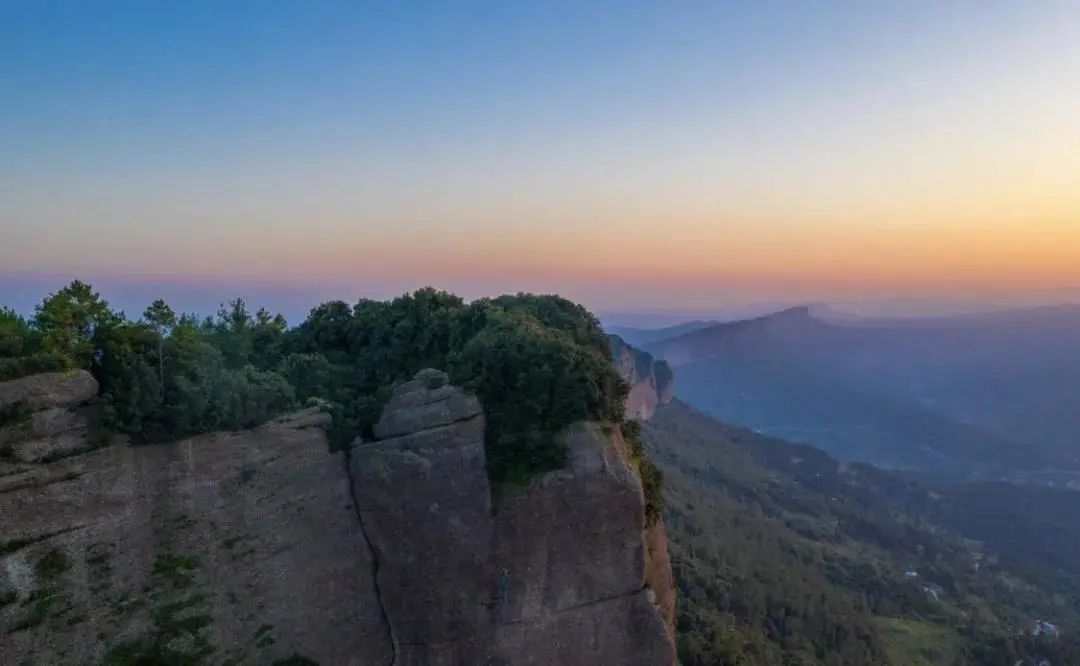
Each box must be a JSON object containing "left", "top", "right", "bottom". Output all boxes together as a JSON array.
[{"left": 2, "top": 1, "right": 1079, "bottom": 317}]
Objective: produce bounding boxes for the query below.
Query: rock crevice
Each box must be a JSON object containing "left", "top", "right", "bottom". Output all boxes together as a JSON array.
[
  {"left": 349, "top": 369, "right": 676, "bottom": 665},
  {"left": 345, "top": 445, "right": 400, "bottom": 666}
]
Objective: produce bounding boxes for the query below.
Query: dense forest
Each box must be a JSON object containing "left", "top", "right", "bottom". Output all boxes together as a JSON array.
[
  {"left": 645, "top": 399, "right": 1080, "bottom": 665},
  {"left": 0, "top": 280, "right": 648, "bottom": 494}
]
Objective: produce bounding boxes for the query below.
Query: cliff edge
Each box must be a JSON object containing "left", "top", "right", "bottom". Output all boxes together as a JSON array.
[
  {"left": 351, "top": 368, "right": 676, "bottom": 665},
  {"left": 609, "top": 336, "right": 674, "bottom": 421}
]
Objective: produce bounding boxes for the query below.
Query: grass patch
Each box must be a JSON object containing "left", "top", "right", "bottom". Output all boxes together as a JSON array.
[
  {"left": 35, "top": 548, "right": 69, "bottom": 580},
  {"left": 86, "top": 544, "right": 111, "bottom": 568},
  {"left": 0, "top": 530, "right": 62, "bottom": 557},
  {"left": 220, "top": 535, "right": 248, "bottom": 551},
  {"left": 173, "top": 514, "right": 197, "bottom": 531},
  {"left": 7, "top": 590, "right": 60, "bottom": 633},
  {"left": 236, "top": 468, "right": 257, "bottom": 486},
  {"left": 874, "top": 616, "right": 962, "bottom": 666},
  {"left": 152, "top": 552, "right": 201, "bottom": 589},
  {"left": 103, "top": 593, "right": 214, "bottom": 664},
  {"left": 111, "top": 595, "right": 145, "bottom": 617},
  {"left": 256, "top": 634, "right": 276, "bottom": 648},
  {"left": 0, "top": 402, "right": 32, "bottom": 429}
]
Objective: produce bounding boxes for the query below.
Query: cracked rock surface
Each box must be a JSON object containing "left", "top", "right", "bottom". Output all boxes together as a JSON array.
[
  {"left": 351, "top": 370, "right": 676, "bottom": 665},
  {"left": 2, "top": 369, "right": 675, "bottom": 665}
]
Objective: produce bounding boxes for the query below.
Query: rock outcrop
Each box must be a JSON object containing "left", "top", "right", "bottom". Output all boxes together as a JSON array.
[
  {"left": 609, "top": 336, "right": 674, "bottom": 421},
  {"left": 350, "top": 370, "right": 676, "bottom": 665},
  {"left": 0, "top": 370, "right": 100, "bottom": 464},
  {"left": 1, "top": 407, "right": 392, "bottom": 665},
  {"left": 2, "top": 369, "right": 676, "bottom": 665}
]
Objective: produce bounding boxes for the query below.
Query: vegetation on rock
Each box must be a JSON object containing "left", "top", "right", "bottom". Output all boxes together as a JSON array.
[{"left": 0, "top": 281, "right": 648, "bottom": 489}]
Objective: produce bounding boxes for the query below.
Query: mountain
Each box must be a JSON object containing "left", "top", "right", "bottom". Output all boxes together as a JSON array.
[
  {"left": 644, "top": 305, "right": 1080, "bottom": 479},
  {"left": 644, "top": 398, "right": 1080, "bottom": 665},
  {"left": 607, "top": 321, "right": 720, "bottom": 348}
]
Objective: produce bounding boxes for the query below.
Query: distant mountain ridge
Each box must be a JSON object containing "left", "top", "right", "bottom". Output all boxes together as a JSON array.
[
  {"left": 606, "top": 321, "right": 719, "bottom": 348},
  {"left": 640, "top": 304, "right": 1080, "bottom": 480}
]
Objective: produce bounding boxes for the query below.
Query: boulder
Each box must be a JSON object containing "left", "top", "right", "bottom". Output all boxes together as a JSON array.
[
  {"left": 0, "top": 370, "right": 98, "bottom": 413},
  {"left": 0, "top": 371, "right": 99, "bottom": 463},
  {"left": 372, "top": 379, "right": 482, "bottom": 441}
]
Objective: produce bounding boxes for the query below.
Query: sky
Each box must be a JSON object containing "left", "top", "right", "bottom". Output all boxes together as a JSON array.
[{"left": 2, "top": 1, "right": 1079, "bottom": 319}]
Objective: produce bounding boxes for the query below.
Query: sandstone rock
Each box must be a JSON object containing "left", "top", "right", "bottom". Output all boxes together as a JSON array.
[
  {"left": 373, "top": 370, "right": 482, "bottom": 439},
  {"left": 609, "top": 337, "right": 674, "bottom": 421},
  {"left": 0, "top": 370, "right": 98, "bottom": 413},
  {"left": 645, "top": 518, "right": 677, "bottom": 635},
  {"left": 0, "top": 372, "right": 99, "bottom": 464},
  {"left": 0, "top": 410, "right": 393, "bottom": 666},
  {"left": 492, "top": 589, "right": 674, "bottom": 666},
  {"left": 263, "top": 405, "right": 333, "bottom": 430},
  {"left": 3, "top": 368, "right": 676, "bottom": 665},
  {"left": 492, "top": 422, "right": 647, "bottom": 622},
  {"left": 352, "top": 373, "right": 496, "bottom": 664},
  {"left": 4, "top": 425, "right": 92, "bottom": 463},
  {"left": 352, "top": 369, "right": 676, "bottom": 665}
]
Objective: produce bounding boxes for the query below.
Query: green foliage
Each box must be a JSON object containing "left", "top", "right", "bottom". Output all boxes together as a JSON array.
[
  {"left": 621, "top": 420, "right": 664, "bottom": 526},
  {"left": 2, "top": 282, "right": 649, "bottom": 491},
  {"left": 289, "top": 289, "right": 632, "bottom": 485},
  {"left": 449, "top": 306, "right": 625, "bottom": 484},
  {"left": 34, "top": 548, "right": 70, "bottom": 580},
  {"left": 33, "top": 280, "right": 120, "bottom": 369},
  {"left": 0, "top": 307, "right": 34, "bottom": 358},
  {"left": 0, "top": 350, "right": 73, "bottom": 380}
]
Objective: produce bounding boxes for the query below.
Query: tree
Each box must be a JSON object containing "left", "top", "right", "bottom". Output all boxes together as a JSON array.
[
  {"left": 33, "top": 280, "right": 119, "bottom": 369},
  {"left": 143, "top": 299, "right": 176, "bottom": 400},
  {"left": 0, "top": 307, "right": 32, "bottom": 358}
]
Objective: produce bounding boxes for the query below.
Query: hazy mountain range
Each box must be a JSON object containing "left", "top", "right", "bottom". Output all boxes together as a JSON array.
[{"left": 623, "top": 304, "right": 1080, "bottom": 482}]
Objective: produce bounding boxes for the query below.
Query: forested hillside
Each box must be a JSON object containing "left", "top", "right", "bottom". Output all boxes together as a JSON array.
[{"left": 644, "top": 400, "right": 1080, "bottom": 665}]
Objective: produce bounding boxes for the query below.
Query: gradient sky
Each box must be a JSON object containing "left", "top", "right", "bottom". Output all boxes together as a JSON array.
[{"left": 2, "top": 1, "right": 1079, "bottom": 316}]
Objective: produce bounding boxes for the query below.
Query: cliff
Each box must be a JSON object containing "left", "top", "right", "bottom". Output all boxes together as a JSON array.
[
  {"left": 608, "top": 335, "right": 674, "bottom": 421},
  {"left": 351, "top": 369, "right": 674, "bottom": 664},
  {"left": 1, "top": 370, "right": 675, "bottom": 665}
]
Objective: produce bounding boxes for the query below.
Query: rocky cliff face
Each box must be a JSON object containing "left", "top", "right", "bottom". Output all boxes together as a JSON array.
[
  {"left": 351, "top": 369, "right": 676, "bottom": 665},
  {"left": 0, "top": 404, "right": 391, "bottom": 665},
  {"left": 1, "top": 370, "right": 675, "bottom": 665},
  {"left": 609, "top": 336, "right": 674, "bottom": 421}
]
